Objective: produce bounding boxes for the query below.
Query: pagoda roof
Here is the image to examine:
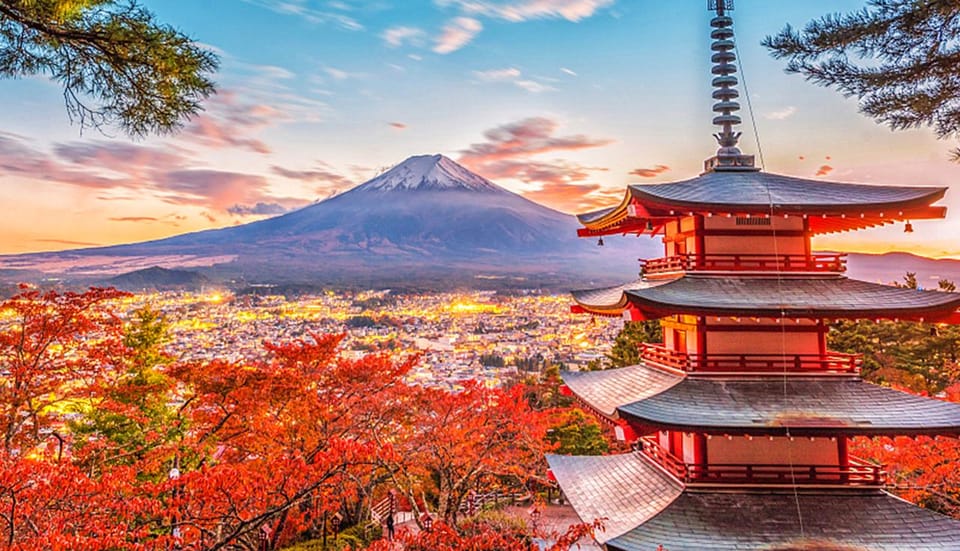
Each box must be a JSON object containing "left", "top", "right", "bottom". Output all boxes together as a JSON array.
[
  {"left": 577, "top": 170, "right": 947, "bottom": 236},
  {"left": 551, "top": 452, "right": 960, "bottom": 549},
  {"left": 562, "top": 364, "right": 682, "bottom": 419},
  {"left": 570, "top": 279, "right": 667, "bottom": 316},
  {"left": 545, "top": 453, "right": 682, "bottom": 543},
  {"left": 617, "top": 374, "right": 960, "bottom": 436},
  {"left": 606, "top": 490, "right": 960, "bottom": 551},
  {"left": 572, "top": 275, "right": 960, "bottom": 321}
]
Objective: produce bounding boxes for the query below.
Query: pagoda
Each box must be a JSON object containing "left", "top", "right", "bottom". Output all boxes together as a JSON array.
[{"left": 547, "top": 2, "right": 960, "bottom": 550}]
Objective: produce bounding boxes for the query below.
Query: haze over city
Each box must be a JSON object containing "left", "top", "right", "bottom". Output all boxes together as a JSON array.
[{"left": 3, "top": 0, "right": 958, "bottom": 258}]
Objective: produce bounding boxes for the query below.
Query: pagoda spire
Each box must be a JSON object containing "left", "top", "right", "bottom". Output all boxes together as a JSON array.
[{"left": 703, "top": 0, "right": 757, "bottom": 173}]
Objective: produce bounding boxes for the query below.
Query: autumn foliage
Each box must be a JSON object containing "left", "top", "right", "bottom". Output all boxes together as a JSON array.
[{"left": 0, "top": 287, "right": 576, "bottom": 550}]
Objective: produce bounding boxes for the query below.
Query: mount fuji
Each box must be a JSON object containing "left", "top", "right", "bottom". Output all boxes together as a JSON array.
[{"left": 0, "top": 155, "right": 651, "bottom": 289}]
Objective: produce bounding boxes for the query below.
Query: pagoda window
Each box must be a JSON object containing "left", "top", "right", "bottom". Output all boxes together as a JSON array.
[
  {"left": 707, "top": 436, "right": 838, "bottom": 467},
  {"left": 704, "top": 328, "right": 820, "bottom": 356}
]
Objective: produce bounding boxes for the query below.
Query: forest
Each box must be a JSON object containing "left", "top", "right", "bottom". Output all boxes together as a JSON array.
[{"left": 0, "top": 286, "right": 601, "bottom": 550}]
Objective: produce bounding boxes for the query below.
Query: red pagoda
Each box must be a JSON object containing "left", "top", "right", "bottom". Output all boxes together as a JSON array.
[{"left": 547, "top": 2, "right": 960, "bottom": 549}]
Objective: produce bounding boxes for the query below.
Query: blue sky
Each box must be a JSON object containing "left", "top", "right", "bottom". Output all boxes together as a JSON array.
[{"left": 1, "top": 0, "right": 958, "bottom": 257}]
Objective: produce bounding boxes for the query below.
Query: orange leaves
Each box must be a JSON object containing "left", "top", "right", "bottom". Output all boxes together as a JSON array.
[
  {"left": 0, "top": 291, "right": 554, "bottom": 549},
  {"left": 386, "top": 382, "right": 550, "bottom": 522},
  {"left": 0, "top": 286, "right": 129, "bottom": 455}
]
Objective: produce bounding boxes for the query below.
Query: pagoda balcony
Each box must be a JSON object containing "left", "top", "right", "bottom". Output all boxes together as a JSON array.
[
  {"left": 640, "top": 343, "right": 862, "bottom": 375},
  {"left": 639, "top": 437, "right": 885, "bottom": 487},
  {"left": 640, "top": 253, "right": 847, "bottom": 276}
]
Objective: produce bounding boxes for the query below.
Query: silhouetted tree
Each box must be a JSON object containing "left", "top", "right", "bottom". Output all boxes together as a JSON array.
[
  {"left": 764, "top": 1, "right": 960, "bottom": 159},
  {"left": 0, "top": 0, "right": 217, "bottom": 136}
]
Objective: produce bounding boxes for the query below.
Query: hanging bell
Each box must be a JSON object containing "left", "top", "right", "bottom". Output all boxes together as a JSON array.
[
  {"left": 598, "top": 237, "right": 605, "bottom": 247},
  {"left": 904, "top": 221, "right": 914, "bottom": 233}
]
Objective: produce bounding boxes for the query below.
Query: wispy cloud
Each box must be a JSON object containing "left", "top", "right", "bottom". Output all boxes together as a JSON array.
[
  {"left": 240, "top": 0, "right": 364, "bottom": 30},
  {"left": 764, "top": 106, "right": 797, "bottom": 120},
  {"left": 522, "top": 181, "right": 620, "bottom": 212},
  {"left": 434, "top": 17, "right": 483, "bottom": 54},
  {"left": 472, "top": 67, "right": 554, "bottom": 93},
  {"left": 389, "top": 122, "right": 408, "bottom": 130},
  {"left": 460, "top": 117, "right": 613, "bottom": 165},
  {"left": 382, "top": 26, "right": 426, "bottom": 48},
  {"left": 438, "top": 0, "right": 615, "bottom": 22},
  {"left": 561, "top": 67, "right": 578, "bottom": 76},
  {"left": 629, "top": 165, "right": 670, "bottom": 178},
  {"left": 271, "top": 163, "right": 353, "bottom": 188},
  {"left": 227, "top": 202, "right": 298, "bottom": 216},
  {"left": 33, "top": 238, "right": 102, "bottom": 247},
  {"left": 458, "top": 117, "right": 615, "bottom": 212},
  {"left": 108, "top": 216, "right": 160, "bottom": 223}
]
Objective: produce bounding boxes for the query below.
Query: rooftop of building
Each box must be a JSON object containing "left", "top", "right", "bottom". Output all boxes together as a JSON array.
[
  {"left": 572, "top": 275, "right": 960, "bottom": 321},
  {"left": 562, "top": 364, "right": 960, "bottom": 436},
  {"left": 548, "top": 451, "right": 960, "bottom": 550}
]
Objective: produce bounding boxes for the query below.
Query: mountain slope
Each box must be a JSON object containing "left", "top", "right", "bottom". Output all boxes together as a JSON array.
[{"left": 0, "top": 155, "right": 648, "bottom": 286}]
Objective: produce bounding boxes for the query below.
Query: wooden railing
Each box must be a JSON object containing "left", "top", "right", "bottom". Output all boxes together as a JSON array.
[
  {"left": 638, "top": 437, "right": 885, "bottom": 487},
  {"left": 640, "top": 343, "right": 862, "bottom": 375},
  {"left": 641, "top": 253, "right": 847, "bottom": 275}
]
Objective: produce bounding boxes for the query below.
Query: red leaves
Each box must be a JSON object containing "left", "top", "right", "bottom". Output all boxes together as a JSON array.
[{"left": 0, "top": 292, "right": 553, "bottom": 549}]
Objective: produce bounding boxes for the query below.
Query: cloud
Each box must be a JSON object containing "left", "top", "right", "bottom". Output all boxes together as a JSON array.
[
  {"left": 459, "top": 117, "right": 613, "bottom": 167},
  {"left": 434, "top": 17, "right": 483, "bottom": 54},
  {"left": 389, "top": 122, "right": 408, "bottom": 130},
  {"left": 151, "top": 170, "right": 312, "bottom": 216},
  {"left": 240, "top": 0, "right": 363, "bottom": 30},
  {"left": 323, "top": 66, "right": 366, "bottom": 81},
  {"left": 227, "top": 202, "right": 295, "bottom": 216},
  {"left": 33, "top": 238, "right": 101, "bottom": 247},
  {"left": 181, "top": 93, "right": 277, "bottom": 154},
  {"left": 561, "top": 67, "right": 577, "bottom": 76},
  {"left": 816, "top": 165, "right": 834, "bottom": 176},
  {"left": 108, "top": 216, "right": 160, "bottom": 223},
  {"left": 382, "top": 26, "right": 426, "bottom": 47},
  {"left": 472, "top": 67, "right": 553, "bottom": 93},
  {"left": 629, "top": 165, "right": 670, "bottom": 178},
  {"left": 473, "top": 67, "right": 522, "bottom": 81},
  {"left": 514, "top": 79, "right": 554, "bottom": 93},
  {"left": 0, "top": 133, "right": 131, "bottom": 190},
  {"left": 456, "top": 117, "right": 614, "bottom": 212},
  {"left": 764, "top": 106, "right": 797, "bottom": 120},
  {"left": 521, "top": 181, "right": 620, "bottom": 212},
  {"left": 53, "top": 142, "right": 188, "bottom": 178},
  {"left": 271, "top": 164, "right": 353, "bottom": 188},
  {"left": 439, "top": 0, "right": 615, "bottom": 22}
]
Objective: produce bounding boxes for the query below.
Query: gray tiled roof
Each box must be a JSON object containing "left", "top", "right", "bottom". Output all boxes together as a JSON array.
[
  {"left": 546, "top": 453, "right": 682, "bottom": 543},
  {"left": 629, "top": 170, "right": 946, "bottom": 212},
  {"left": 577, "top": 206, "right": 619, "bottom": 225},
  {"left": 617, "top": 377, "right": 960, "bottom": 436},
  {"left": 624, "top": 275, "right": 960, "bottom": 318},
  {"left": 562, "top": 364, "right": 682, "bottom": 418},
  {"left": 607, "top": 490, "right": 960, "bottom": 551},
  {"left": 571, "top": 279, "right": 669, "bottom": 311}
]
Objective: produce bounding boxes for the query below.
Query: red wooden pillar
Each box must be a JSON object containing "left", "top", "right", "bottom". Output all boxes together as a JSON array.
[
  {"left": 817, "top": 319, "right": 827, "bottom": 359},
  {"left": 695, "top": 215, "right": 706, "bottom": 268},
  {"left": 696, "top": 316, "right": 707, "bottom": 358}
]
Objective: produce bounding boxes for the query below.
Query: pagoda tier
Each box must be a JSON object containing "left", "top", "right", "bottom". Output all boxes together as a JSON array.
[
  {"left": 572, "top": 275, "right": 960, "bottom": 321},
  {"left": 577, "top": 171, "right": 947, "bottom": 237},
  {"left": 563, "top": 364, "right": 960, "bottom": 436},
  {"left": 548, "top": 452, "right": 960, "bottom": 551}
]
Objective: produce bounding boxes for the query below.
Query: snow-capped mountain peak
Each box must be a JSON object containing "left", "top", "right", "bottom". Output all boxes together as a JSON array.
[{"left": 354, "top": 154, "right": 506, "bottom": 193}]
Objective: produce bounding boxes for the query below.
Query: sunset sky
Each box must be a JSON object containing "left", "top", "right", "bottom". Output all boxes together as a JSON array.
[{"left": 2, "top": 0, "right": 958, "bottom": 257}]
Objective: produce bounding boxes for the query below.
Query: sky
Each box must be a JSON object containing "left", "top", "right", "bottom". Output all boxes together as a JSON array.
[{"left": 1, "top": 0, "right": 959, "bottom": 257}]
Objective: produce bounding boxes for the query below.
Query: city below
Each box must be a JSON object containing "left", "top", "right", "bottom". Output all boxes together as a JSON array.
[{"left": 121, "top": 289, "right": 619, "bottom": 388}]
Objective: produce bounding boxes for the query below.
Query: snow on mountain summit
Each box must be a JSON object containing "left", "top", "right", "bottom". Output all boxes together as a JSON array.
[{"left": 354, "top": 154, "right": 506, "bottom": 193}]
